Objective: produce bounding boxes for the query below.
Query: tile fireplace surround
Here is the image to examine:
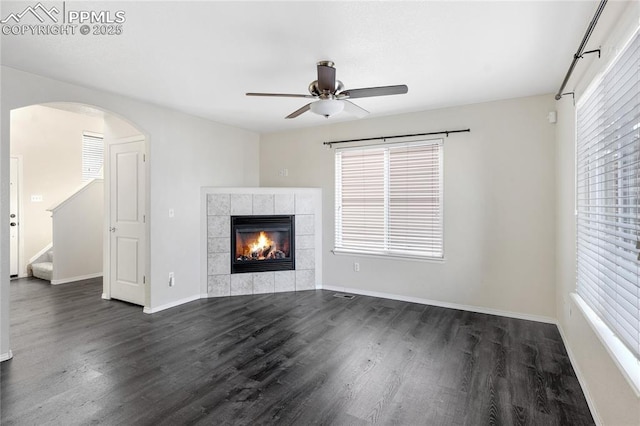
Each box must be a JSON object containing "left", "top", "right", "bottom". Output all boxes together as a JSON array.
[{"left": 201, "top": 187, "right": 322, "bottom": 297}]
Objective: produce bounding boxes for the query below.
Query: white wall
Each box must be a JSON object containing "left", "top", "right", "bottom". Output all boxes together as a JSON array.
[
  {"left": 50, "top": 180, "right": 103, "bottom": 284},
  {"left": 0, "top": 66, "right": 260, "bottom": 359},
  {"left": 10, "top": 105, "right": 104, "bottom": 276},
  {"left": 260, "top": 94, "right": 557, "bottom": 320},
  {"left": 555, "top": 1, "right": 640, "bottom": 424}
]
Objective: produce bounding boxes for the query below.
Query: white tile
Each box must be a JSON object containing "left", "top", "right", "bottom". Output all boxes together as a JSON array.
[
  {"left": 208, "top": 216, "right": 230, "bottom": 238},
  {"left": 296, "top": 269, "right": 315, "bottom": 291},
  {"left": 230, "top": 194, "right": 253, "bottom": 215},
  {"left": 231, "top": 273, "right": 253, "bottom": 296},
  {"left": 296, "top": 249, "right": 315, "bottom": 270},
  {"left": 253, "top": 194, "right": 274, "bottom": 215},
  {"left": 274, "top": 271, "right": 295, "bottom": 293},
  {"left": 295, "top": 235, "right": 315, "bottom": 250},
  {"left": 208, "top": 253, "right": 230, "bottom": 275},
  {"left": 207, "top": 194, "right": 230, "bottom": 216},
  {"left": 208, "top": 237, "right": 230, "bottom": 254},
  {"left": 295, "top": 214, "right": 314, "bottom": 236},
  {"left": 208, "top": 275, "right": 230, "bottom": 297},
  {"left": 253, "top": 272, "right": 275, "bottom": 294},
  {"left": 295, "top": 194, "right": 315, "bottom": 214},
  {"left": 274, "top": 194, "right": 295, "bottom": 214}
]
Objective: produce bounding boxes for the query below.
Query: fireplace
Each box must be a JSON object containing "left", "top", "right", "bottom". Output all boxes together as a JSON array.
[{"left": 231, "top": 215, "right": 295, "bottom": 274}]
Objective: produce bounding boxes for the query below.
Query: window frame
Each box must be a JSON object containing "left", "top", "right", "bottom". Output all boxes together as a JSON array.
[
  {"left": 82, "top": 131, "right": 104, "bottom": 183},
  {"left": 333, "top": 138, "right": 444, "bottom": 261},
  {"left": 573, "top": 26, "right": 640, "bottom": 395}
]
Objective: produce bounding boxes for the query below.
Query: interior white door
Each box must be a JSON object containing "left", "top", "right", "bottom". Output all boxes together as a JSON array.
[
  {"left": 109, "top": 138, "right": 146, "bottom": 306},
  {"left": 9, "top": 157, "right": 19, "bottom": 277}
]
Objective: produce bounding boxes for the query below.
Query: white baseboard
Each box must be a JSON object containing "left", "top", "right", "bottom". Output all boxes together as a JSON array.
[
  {"left": 51, "top": 273, "right": 103, "bottom": 285},
  {"left": 101, "top": 293, "right": 110, "bottom": 300},
  {"left": 320, "top": 284, "right": 557, "bottom": 324},
  {"left": 143, "top": 294, "right": 201, "bottom": 314},
  {"left": 0, "top": 350, "right": 13, "bottom": 362},
  {"left": 556, "top": 323, "right": 602, "bottom": 426}
]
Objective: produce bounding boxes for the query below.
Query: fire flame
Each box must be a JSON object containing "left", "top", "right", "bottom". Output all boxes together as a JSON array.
[{"left": 249, "top": 231, "right": 273, "bottom": 254}]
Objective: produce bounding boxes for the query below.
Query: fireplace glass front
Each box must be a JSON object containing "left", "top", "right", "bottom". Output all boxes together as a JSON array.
[{"left": 231, "top": 215, "right": 295, "bottom": 273}]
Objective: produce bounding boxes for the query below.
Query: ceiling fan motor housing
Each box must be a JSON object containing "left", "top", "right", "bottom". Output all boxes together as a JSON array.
[{"left": 245, "top": 60, "right": 408, "bottom": 119}]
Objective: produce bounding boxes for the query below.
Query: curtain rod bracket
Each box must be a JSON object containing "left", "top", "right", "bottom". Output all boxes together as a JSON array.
[{"left": 580, "top": 48, "right": 601, "bottom": 59}]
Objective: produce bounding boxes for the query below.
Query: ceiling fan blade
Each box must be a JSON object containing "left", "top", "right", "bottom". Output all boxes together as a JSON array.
[
  {"left": 317, "top": 63, "right": 336, "bottom": 93},
  {"left": 342, "top": 100, "right": 369, "bottom": 118},
  {"left": 339, "top": 85, "right": 408, "bottom": 99},
  {"left": 285, "top": 103, "right": 312, "bottom": 119},
  {"left": 246, "top": 92, "right": 315, "bottom": 99}
]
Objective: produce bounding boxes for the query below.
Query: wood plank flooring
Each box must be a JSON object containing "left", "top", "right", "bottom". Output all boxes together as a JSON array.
[{"left": 1, "top": 277, "right": 594, "bottom": 425}]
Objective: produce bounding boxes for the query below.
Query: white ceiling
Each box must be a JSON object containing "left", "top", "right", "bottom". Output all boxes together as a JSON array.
[{"left": 1, "top": 1, "right": 601, "bottom": 133}]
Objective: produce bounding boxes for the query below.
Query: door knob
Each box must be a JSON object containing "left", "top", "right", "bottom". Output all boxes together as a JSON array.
[
  {"left": 10, "top": 214, "right": 16, "bottom": 218},
  {"left": 109, "top": 227, "right": 117, "bottom": 232},
  {"left": 10, "top": 222, "right": 17, "bottom": 226}
]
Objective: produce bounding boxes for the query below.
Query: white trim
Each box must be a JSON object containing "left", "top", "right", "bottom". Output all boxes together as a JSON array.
[
  {"left": 143, "top": 294, "right": 201, "bottom": 314},
  {"left": 47, "top": 178, "right": 103, "bottom": 212},
  {"left": 28, "top": 242, "right": 53, "bottom": 265},
  {"left": 101, "top": 293, "right": 110, "bottom": 300},
  {"left": 0, "top": 350, "right": 13, "bottom": 362},
  {"left": 10, "top": 155, "right": 25, "bottom": 276},
  {"left": 571, "top": 293, "right": 640, "bottom": 397},
  {"left": 51, "top": 272, "right": 103, "bottom": 285},
  {"left": 331, "top": 249, "right": 445, "bottom": 263},
  {"left": 320, "top": 284, "right": 556, "bottom": 324},
  {"left": 556, "top": 322, "right": 603, "bottom": 426}
]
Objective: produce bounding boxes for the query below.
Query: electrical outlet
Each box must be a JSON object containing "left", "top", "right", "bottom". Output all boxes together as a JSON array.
[
  {"left": 354, "top": 262, "right": 360, "bottom": 272},
  {"left": 279, "top": 168, "right": 289, "bottom": 177},
  {"left": 168, "top": 272, "right": 175, "bottom": 287}
]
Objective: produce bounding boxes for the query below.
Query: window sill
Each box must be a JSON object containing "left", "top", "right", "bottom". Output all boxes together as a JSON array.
[
  {"left": 571, "top": 293, "right": 640, "bottom": 397},
  {"left": 331, "top": 248, "right": 445, "bottom": 263}
]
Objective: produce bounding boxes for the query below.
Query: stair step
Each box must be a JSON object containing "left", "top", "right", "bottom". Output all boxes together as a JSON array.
[{"left": 32, "top": 262, "right": 53, "bottom": 282}]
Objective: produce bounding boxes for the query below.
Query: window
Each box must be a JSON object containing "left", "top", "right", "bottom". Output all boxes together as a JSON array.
[
  {"left": 334, "top": 140, "right": 443, "bottom": 260},
  {"left": 576, "top": 31, "right": 639, "bottom": 359},
  {"left": 82, "top": 132, "right": 104, "bottom": 182}
]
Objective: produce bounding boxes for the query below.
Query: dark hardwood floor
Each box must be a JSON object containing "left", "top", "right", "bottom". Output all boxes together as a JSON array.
[{"left": 1, "top": 277, "right": 594, "bottom": 425}]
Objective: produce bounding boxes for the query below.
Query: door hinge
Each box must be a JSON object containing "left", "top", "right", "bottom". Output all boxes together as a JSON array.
[
  {"left": 143, "top": 275, "right": 146, "bottom": 284},
  {"left": 143, "top": 154, "right": 146, "bottom": 162},
  {"left": 143, "top": 214, "right": 146, "bottom": 223}
]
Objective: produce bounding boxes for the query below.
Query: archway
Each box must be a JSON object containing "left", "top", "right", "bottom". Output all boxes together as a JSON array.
[{"left": 2, "top": 102, "right": 150, "bottom": 361}]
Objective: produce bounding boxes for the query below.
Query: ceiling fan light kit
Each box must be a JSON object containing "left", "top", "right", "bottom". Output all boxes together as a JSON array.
[
  {"left": 310, "top": 98, "right": 344, "bottom": 118},
  {"left": 246, "top": 61, "right": 408, "bottom": 119}
]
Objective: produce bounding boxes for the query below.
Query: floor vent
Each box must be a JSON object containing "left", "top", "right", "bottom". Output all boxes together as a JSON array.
[{"left": 333, "top": 293, "right": 356, "bottom": 300}]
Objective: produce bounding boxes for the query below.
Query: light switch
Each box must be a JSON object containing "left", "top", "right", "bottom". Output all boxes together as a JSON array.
[
  {"left": 169, "top": 208, "right": 175, "bottom": 218},
  {"left": 31, "top": 195, "right": 43, "bottom": 202}
]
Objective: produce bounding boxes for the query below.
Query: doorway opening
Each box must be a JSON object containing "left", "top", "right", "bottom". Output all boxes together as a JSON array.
[{"left": 8, "top": 103, "right": 149, "bottom": 308}]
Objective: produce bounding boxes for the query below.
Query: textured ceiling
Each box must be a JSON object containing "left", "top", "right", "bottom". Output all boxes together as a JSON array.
[{"left": 1, "top": 1, "right": 603, "bottom": 133}]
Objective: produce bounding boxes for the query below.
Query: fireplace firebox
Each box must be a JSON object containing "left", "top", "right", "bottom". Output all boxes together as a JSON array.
[{"left": 231, "top": 215, "right": 295, "bottom": 274}]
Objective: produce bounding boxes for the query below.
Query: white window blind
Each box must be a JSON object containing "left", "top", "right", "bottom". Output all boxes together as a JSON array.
[
  {"left": 576, "top": 30, "right": 640, "bottom": 359},
  {"left": 82, "top": 132, "right": 104, "bottom": 182},
  {"left": 335, "top": 140, "right": 443, "bottom": 259}
]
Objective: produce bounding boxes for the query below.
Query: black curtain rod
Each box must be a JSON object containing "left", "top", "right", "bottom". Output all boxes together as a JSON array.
[
  {"left": 323, "top": 128, "right": 470, "bottom": 147},
  {"left": 555, "top": 0, "right": 607, "bottom": 100}
]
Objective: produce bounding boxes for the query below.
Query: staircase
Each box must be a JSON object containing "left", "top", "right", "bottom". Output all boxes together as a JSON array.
[{"left": 31, "top": 249, "right": 54, "bottom": 282}]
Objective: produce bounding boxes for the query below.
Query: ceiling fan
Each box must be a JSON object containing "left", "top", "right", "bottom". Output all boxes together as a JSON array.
[{"left": 246, "top": 61, "right": 408, "bottom": 119}]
